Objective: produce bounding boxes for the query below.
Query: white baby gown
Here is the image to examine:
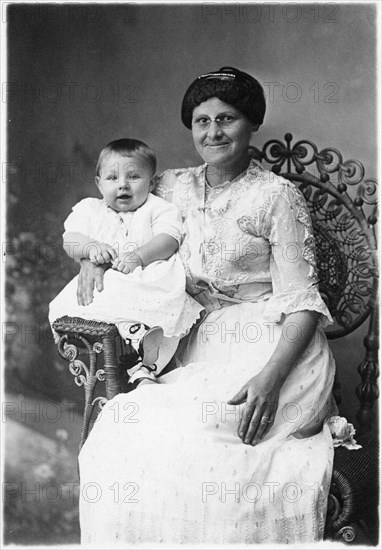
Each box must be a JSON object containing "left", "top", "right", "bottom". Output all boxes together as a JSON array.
[
  {"left": 49, "top": 194, "right": 203, "bottom": 340},
  {"left": 78, "top": 161, "right": 336, "bottom": 545}
]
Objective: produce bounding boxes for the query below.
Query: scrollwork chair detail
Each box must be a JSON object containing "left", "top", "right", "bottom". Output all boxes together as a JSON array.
[
  {"left": 251, "top": 134, "right": 379, "bottom": 544},
  {"left": 52, "top": 316, "right": 124, "bottom": 449}
]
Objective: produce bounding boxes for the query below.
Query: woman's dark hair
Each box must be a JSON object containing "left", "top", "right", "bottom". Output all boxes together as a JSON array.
[{"left": 181, "top": 67, "right": 266, "bottom": 130}]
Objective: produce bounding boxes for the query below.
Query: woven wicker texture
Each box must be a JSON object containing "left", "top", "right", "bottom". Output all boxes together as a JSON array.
[
  {"left": 330, "top": 441, "right": 379, "bottom": 531},
  {"left": 52, "top": 315, "right": 119, "bottom": 337}
]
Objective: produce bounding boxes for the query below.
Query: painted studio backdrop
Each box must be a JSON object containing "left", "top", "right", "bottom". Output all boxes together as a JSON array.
[{"left": 4, "top": 3, "right": 378, "bottom": 546}]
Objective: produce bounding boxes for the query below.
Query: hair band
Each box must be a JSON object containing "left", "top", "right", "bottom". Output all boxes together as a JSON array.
[{"left": 197, "top": 72, "right": 236, "bottom": 81}]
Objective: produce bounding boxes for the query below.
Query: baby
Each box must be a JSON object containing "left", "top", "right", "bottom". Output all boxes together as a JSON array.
[{"left": 49, "top": 138, "right": 203, "bottom": 387}]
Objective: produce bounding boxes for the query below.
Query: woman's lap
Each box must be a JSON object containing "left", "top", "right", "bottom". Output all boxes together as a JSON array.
[{"left": 79, "top": 302, "right": 335, "bottom": 545}]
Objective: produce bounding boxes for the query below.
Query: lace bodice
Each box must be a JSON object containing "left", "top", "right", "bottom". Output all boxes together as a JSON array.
[{"left": 156, "top": 159, "right": 332, "bottom": 327}]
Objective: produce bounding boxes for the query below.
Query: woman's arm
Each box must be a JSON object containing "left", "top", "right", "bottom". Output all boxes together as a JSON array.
[
  {"left": 77, "top": 259, "right": 110, "bottom": 306},
  {"left": 112, "top": 233, "right": 179, "bottom": 274},
  {"left": 63, "top": 231, "right": 116, "bottom": 264},
  {"left": 229, "top": 181, "right": 332, "bottom": 446},
  {"left": 228, "top": 309, "right": 319, "bottom": 445}
]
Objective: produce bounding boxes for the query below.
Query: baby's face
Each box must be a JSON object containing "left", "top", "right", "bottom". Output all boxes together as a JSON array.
[{"left": 96, "top": 152, "right": 154, "bottom": 212}]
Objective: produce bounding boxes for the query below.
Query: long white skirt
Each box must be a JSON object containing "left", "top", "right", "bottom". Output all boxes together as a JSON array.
[{"left": 79, "top": 301, "right": 336, "bottom": 546}]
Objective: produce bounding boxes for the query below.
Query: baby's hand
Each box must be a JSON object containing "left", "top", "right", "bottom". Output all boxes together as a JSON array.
[
  {"left": 88, "top": 242, "right": 117, "bottom": 265},
  {"left": 111, "top": 251, "right": 142, "bottom": 274}
]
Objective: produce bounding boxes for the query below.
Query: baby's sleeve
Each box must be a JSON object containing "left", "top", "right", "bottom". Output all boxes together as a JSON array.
[
  {"left": 151, "top": 197, "right": 183, "bottom": 244},
  {"left": 262, "top": 181, "right": 333, "bottom": 328},
  {"left": 63, "top": 198, "right": 97, "bottom": 236}
]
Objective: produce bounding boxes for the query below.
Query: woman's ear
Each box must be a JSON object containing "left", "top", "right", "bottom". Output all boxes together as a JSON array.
[
  {"left": 95, "top": 176, "right": 101, "bottom": 190},
  {"left": 251, "top": 123, "right": 260, "bottom": 133}
]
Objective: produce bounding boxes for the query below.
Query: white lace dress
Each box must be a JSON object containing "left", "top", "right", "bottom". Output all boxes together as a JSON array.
[
  {"left": 49, "top": 193, "right": 203, "bottom": 339},
  {"left": 79, "top": 160, "right": 336, "bottom": 545}
]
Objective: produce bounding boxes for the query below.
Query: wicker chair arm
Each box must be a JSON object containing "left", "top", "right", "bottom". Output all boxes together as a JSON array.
[{"left": 53, "top": 315, "right": 119, "bottom": 337}]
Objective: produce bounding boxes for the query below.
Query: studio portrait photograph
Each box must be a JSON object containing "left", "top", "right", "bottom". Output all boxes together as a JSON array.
[{"left": 1, "top": 1, "right": 380, "bottom": 548}]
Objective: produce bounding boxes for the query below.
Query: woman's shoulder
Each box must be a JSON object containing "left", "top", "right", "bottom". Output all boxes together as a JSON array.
[
  {"left": 246, "top": 160, "right": 301, "bottom": 201},
  {"left": 246, "top": 159, "right": 290, "bottom": 188},
  {"left": 159, "top": 165, "right": 204, "bottom": 179},
  {"left": 155, "top": 165, "right": 204, "bottom": 199},
  {"left": 266, "top": 172, "right": 306, "bottom": 207}
]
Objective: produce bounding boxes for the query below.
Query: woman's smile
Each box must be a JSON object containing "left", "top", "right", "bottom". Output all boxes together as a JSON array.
[
  {"left": 205, "top": 142, "right": 230, "bottom": 148},
  {"left": 192, "top": 97, "right": 256, "bottom": 180}
]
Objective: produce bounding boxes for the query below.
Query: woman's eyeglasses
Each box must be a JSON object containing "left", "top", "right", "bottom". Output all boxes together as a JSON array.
[{"left": 192, "top": 114, "right": 240, "bottom": 130}]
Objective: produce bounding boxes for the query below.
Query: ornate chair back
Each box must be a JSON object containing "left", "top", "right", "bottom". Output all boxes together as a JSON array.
[{"left": 251, "top": 133, "right": 379, "bottom": 429}]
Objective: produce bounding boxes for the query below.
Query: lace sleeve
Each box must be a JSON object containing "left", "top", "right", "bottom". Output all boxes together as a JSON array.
[
  {"left": 263, "top": 181, "right": 333, "bottom": 328},
  {"left": 154, "top": 169, "right": 179, "bottom": 203}
]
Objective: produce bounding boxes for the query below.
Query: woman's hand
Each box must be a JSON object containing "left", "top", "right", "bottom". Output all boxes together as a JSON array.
[
  {"left": 77, "top": 259, "right": 108, "bottom": 306},
  {"left": 227, "top": 368, "right": 282, "bottom": 446},
  {"left": 228, "top": 311, "right": 320, "bottom": 446}
]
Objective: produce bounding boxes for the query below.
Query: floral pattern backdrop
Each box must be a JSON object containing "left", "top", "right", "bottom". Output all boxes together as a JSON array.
[
  {"left": 5, "top": 168, "right": 83, "bottom": 543},
  {"left": 5, "top": 212, "right": 79, "bottom": 399}
]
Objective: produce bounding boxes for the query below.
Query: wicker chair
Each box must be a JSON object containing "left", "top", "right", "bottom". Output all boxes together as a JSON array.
[{"left": 53, "top": 133, "right": 379, "bottom": 544}]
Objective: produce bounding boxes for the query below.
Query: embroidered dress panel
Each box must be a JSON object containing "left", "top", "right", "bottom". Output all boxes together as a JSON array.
[{"left": 156, "top": 159, "right": 332, "bottom": 325}]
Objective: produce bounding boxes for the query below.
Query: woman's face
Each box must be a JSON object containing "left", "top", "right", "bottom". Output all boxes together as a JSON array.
[{"left": 191, "top": 97, "right": 257, "bottom": 170}]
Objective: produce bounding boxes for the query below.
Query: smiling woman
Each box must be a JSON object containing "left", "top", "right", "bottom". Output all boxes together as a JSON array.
[
  {"left": 78, "top": 67, "right": 337, "bottom": 545},
  {"left": 191, "top": 98, "right": 256, "bottom": 183},
  {"left": 183, "top": 66, "right": 265, "bottom": 188}
]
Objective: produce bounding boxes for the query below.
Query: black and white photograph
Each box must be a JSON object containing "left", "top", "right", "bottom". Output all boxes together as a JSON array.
[{"left": 1, "top": 0, "right": 380, "bottom": 548}]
